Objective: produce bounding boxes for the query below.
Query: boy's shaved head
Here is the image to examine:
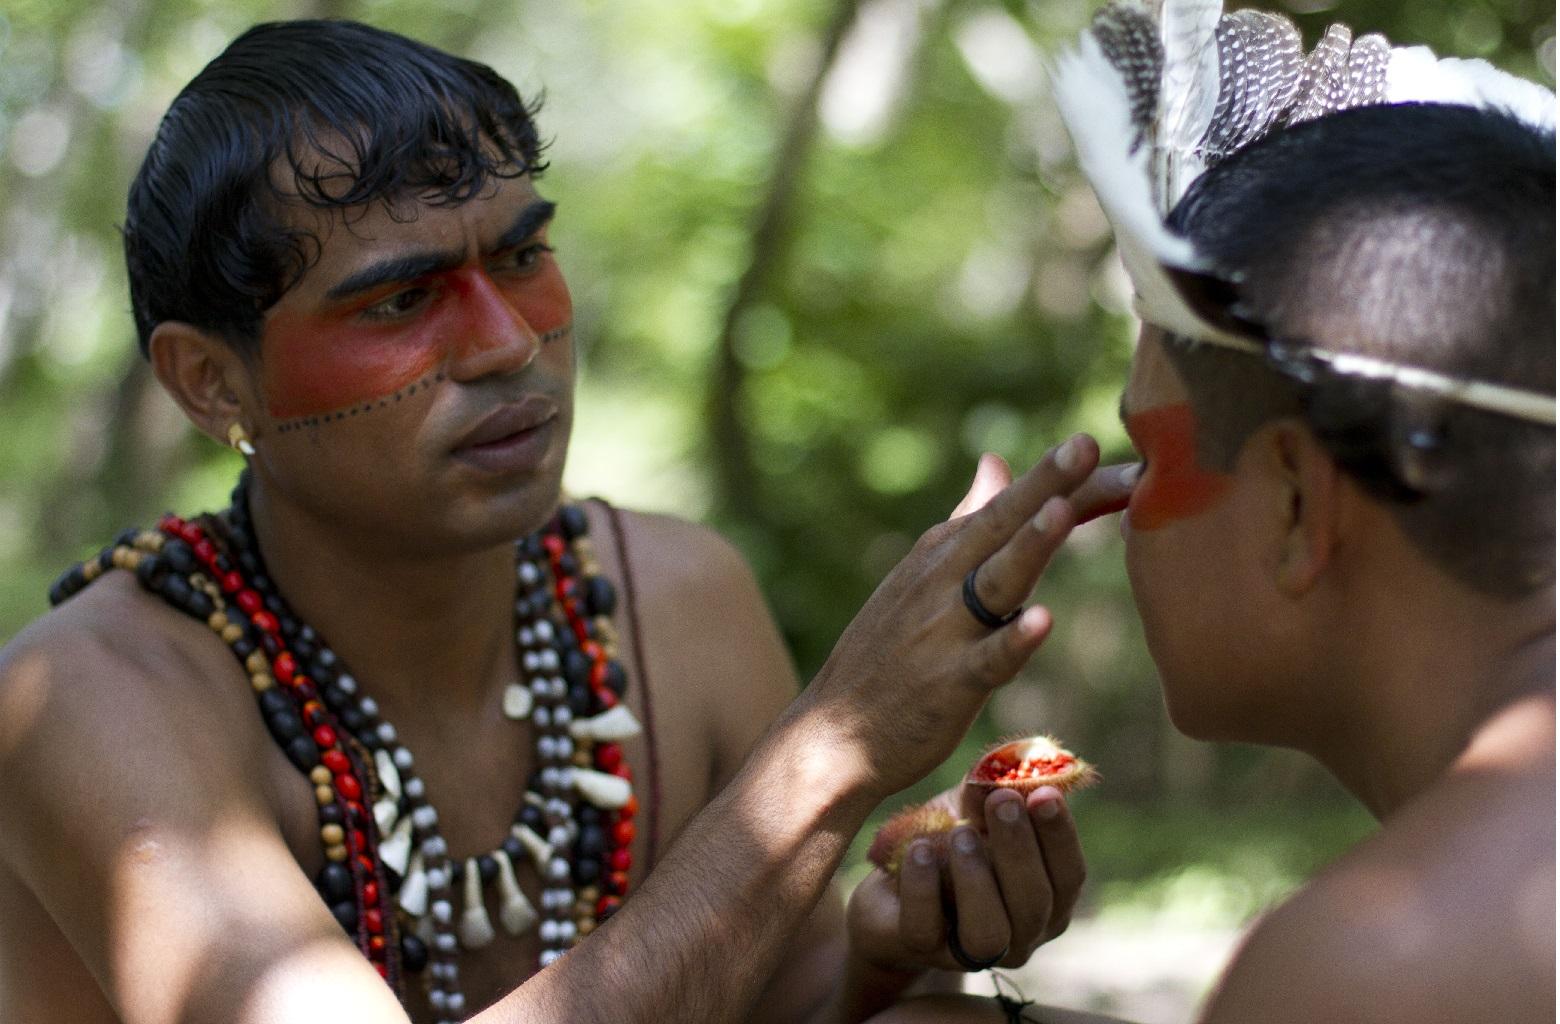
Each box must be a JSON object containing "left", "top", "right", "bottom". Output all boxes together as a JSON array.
[{"left": 1160, "top": 103, "right": 1555, "bottom": 598}]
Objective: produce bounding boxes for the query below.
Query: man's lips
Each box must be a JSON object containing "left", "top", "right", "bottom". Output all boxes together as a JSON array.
[{"left": 452, "top": 396, "right": 560, "bottom": 452}]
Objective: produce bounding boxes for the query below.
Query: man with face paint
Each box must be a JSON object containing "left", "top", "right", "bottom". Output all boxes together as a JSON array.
[
  {"left": 1059, "top": 10, "right": 1555, "bottom": 1022},
  {"left": 0, "top": 20, "right": 1143, "bottom": 1024}
]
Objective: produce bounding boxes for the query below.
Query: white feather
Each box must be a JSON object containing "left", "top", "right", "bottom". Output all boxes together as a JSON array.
[
  {"left": 1387, "top": 47, "right": 1556, "bottom": 131},
  {"left": 1153, "top": 0, "right": 1223, "bottom": 202}
]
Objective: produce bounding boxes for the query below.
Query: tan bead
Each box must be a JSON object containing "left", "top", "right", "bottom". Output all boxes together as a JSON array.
[
  {"left": 594, "top": 619, "right": 617, "bottom": 645},
  {"left": 82, "top": 560, "right": 102, "bottom": 582},
  {"left": 578, "top": 886, "right": 600, "bottom": 904},
  {"left": 110, "top": 547, "right": 129, "bottom": 569},
  {"left": 575, "top": 918, "right": 595, "bottom": 938},
  {"left": 250, "top": 673, "right": 273, "bottom": 693},
  {"left": 571, "top": 750, "right": 592, "bottom": 768},
  {"left": 573, "top": 900, "right": 595, "bottom": 919},
  {"left": 325, "top": 844, "right": 348, "bottom": 863},
  {"left": 207, "top": 611, "right": 229, "bottom": 632},
  {"left": 310, "top": 766, "right": 333, "bottom": 786},
  {"left": 123, "top": 551, "right": 143, "bottom": 571},
  {"left": 221, "top": 624, "right": 244, "bottom": 644},
  {"left": 139, "top": 530, "right": 165, "bottom": 551},
  {"left": 316, "top": 785, "right": 335, "bottom": 805},
  {"left": 246, "top": 651, "right": 269, "bottom": 675},
  {"left": 320, "top": 823, "right": 345, "bottom": 845}
]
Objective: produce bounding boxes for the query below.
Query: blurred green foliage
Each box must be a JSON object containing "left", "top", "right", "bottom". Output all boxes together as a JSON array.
[{"left": 0, "top": 0, "right": 1545, "bottom": 935}]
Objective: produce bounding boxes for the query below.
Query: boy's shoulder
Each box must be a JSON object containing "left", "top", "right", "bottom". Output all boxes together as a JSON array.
[{"left": 1199, "top": 735, "right": 1554, "bottom": 1024}]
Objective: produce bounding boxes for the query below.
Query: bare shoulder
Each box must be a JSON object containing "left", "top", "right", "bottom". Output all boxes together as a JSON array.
[
  {"left": 592, "top": 506, "right": 760, "bottom": 603},
  {"left": 1201, "top": 765, "right": 1554, "bottom": 1024},
  {"left": 0, "top": 570, "right": 274, "bottom": 867}
]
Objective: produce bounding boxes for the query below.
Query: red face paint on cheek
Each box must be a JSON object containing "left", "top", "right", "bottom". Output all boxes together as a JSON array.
[
  {"left": 262, "top": 259, "right": 572, "bottom": 423},
  {"left": 1125, "top": 402, "right": 1232, "bottom": 531}
]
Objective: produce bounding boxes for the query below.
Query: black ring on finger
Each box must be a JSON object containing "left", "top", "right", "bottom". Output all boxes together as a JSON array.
[
  {"left": 947, "top": 921, "right": 1008, "bottom": 972},
  {"left": 963, "top": 567, "right": 1020, "bottom": 630}
]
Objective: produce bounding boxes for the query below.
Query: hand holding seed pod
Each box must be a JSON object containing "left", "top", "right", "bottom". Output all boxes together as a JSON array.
[{"left": 868, "top": 734, "right": 1097, "bottom": 876}]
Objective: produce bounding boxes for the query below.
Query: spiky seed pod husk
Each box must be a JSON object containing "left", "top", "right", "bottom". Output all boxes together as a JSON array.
[{"left": 964, "top": 735, "right": 1100, "bottom": 797}]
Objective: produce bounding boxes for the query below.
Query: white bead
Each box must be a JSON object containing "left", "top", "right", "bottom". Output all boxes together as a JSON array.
[
  {"left": 377, "top": 721, "right": 397, "bottom": 744},
  {"left": 423, "top": 836, "right": 447, "bottom": 858},
  {"left": 518, "top": 627, "right": 535, "bottom": 647},
  {"left": 359, "top": 697, "right": 378, "bottom": 717},
  {"left": 503, "top": 682, "right": 534, "bottom": 720},
  {"left": 505, "top": 823, "right": 544, "bottom": 862},
  {"left": 447, "top": 993, "right": 466, "bottom": 1014},
  {"left": 558, "top": 767, "right": 577, "bottom": 790},
  {"left": 557, "top": 737, "right": 575, "bottom": 759},
  {"left": 531, "top": 678, "right": 551, "bottom": 697},
  {"left": 431, "top": 899, "right": 453, "bottom": 924},
  {"left": 540, "top": 950, "right": 561, "bottom": 966},
  {"left": 569, "top": 705, "right": 643, "bottom": 742},
  {"left": 550, "top": 677, "right": 567, "bottom": 699},
  {"left": 534, "top": 706, "right": 552, "bottom": 729},
  {"left": 523, "top": 651, "right": 541, "bottom": 672},
  {"left": 553, "top": 707, "right": 572, "bottom": 727},
  {"left": 393, "top": 747, "right": 414, "bottom": 770},
  {"left": 435, "top": 932, "right": 458, "bottom": 953},
  {"left": 337, "top": 674, "right": 358, "bottom": 694},
  {"left": 546, "top": 856, "right": 570, "bottom": 882},
  {"left": 575, "top": 768, "right": 632, "bottom": 809},
  {"left": 538, "top": 649, "right": 559, "bottom": 672},
  {"left": 426, "top": 865, "right": 451, "bottom": 890},
  {"left": 546, "top": 887, "right": 572, "bottom": 907},
  {"left": 379, "top": 816, "right": 414, "bottom": 875},
  {"left": 540, "top": 920, "right": 560, "bottom": 943},
  {"left": 518, "top": 561, "right": 541, "bottom": 585},
  {"left": 430, "top": 990, "right": 449, "bottom": 1012},
  {"left": 460, "top": 858, "right": 495, "bottom": 949},
  {"left": 398, "top": 853, "right": 429, "bottom": 916},
  {"left": 558, "top": 919, "right": 577, "bottom": 942},
  {"left": 497, "top": 852, "right": 538, "bottom": 935},
  {"left": 540, "top": 767, "right": 562, "bottom": 792},
  {"left": 404, "top": 777, "right": 425, "bottom": 800},
  {"left": 373, "top": 750, "right": 402, "bottom": 801},
  {"left": 547, "top": 825, "right": 571, "bottom": 850},
  {"left": 412, "top": 805, "right": 439, "bottom": 831},
  {"left": 538, "top": 736, "right": 559, "bottom": 760},
  {"left": 534, "top": 620, "right": 554, "bottom": 642}
]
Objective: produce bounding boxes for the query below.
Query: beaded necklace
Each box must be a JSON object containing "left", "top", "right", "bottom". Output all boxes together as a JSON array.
[{"left": 49, "top": 473, "right": 642, "bottom": 1023}]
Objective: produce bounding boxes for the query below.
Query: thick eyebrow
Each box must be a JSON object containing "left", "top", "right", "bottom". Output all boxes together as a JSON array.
[{"left": 323, "top": 199, "right": 559, "bottom": 302}]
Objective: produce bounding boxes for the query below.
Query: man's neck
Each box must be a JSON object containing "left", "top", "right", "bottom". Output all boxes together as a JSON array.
[
  {"left": 1308, "top": 580, "right": 1555, "bottom": 821},
  {"left": 244, "top": 478, "right": 528, "bottom": 720}
]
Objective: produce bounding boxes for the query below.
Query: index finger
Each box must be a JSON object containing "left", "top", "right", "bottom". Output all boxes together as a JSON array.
[{"left": 963, "top": 434, "right": 1100, "bottom": 556}]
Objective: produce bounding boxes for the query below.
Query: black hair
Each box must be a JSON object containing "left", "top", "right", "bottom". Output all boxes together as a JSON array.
[
  {"left": 123, "top": 19, "right": 547, "bottom": 356},
  {"left": 1162, "top": 102, "right": 1555, "bottom": 599}
]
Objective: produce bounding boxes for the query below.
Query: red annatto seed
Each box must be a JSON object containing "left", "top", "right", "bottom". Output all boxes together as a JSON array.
[
  {"left": 362, "top": 881, "right": 379, "bottom": 905},
  {"left": 609, "top": 848, "right": 632, "bottom": 872},
  {"left": 612, "top": 820, "right": 636, "bottom": 847},
  {"left": 374, "top": 962, "right": 388, "bottom": 979},
  {"left": 369, "top": 934, "right": 386, "bottom": 953},
  {"left": 594, "top": 743, "right": 622, "bottom": 773},
  {"left": 613, "top": 763, "right": 633, "bottom": 782},
  {"left": 335, "top": 774, "right": 362, "bottom": 801},
  {"left": 543, "top": 534, "right": 566, "bottom": 559},
  {"left": 621, "top": 795, "right": 639, "bottom": 819},
  {"left": 220, "top": 571, "right": 243, "bottom": 594},
  {"left": 236, "top": 590, "right": 263, "bottom": 616},
  {"left": 581, "top": 641, "right": 603, "bottom": 662},
  {"left": 605, "top": 870, "right": 630, "bottom": 896},
  {"left": 159, "top": 514, "right": 183, "bottom": 533},
  {"left": 364, "top": 908, "right": 383, "bottom": 933},
  {"left": 273, "top": 652, "right": 297, "bottom": 684},
  {"left": 313, "top": 725, "right": 338, "bottom": 749},
  {"left": 303, "top": 701, "right": 328, "bottom": 728},
  {"left": 356, "top": 854, "right": 375, "bottom": 876},
  {"left": 252, "top": 610, "right": 281, "bottom": 635},
  {"left": 596, "top": 690, "right": 619, "bottom": 710},
  {"left": 571, "top": 614, "right": 589, "bottom": 643},
  {"left": 322, "top": 749, "right": 350, "bottom": 775},
  {"left": 193, "top": 539, "right": 216, "bottom": 564},
  {"left": 595, "top": 895, "right": 621, "bottom": 919},
  {"left": 349, "top": 829, "right": 368, "bottom": 854},
  {"left": 589, "top": 661, "right": 609, "bottom": 688},
  {"left": 347, "top": 801, "right": 367, "bottom": 825}
]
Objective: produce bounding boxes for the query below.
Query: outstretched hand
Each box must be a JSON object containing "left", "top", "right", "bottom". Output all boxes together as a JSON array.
[
  {"left": 845, "top": 784, "right": 1086, "bottom": 973},
  {"left": 801, "top": 434, "right": 1136, "bottom": 800}
]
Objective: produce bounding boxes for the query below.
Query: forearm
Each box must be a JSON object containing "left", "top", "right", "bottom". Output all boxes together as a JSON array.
[{"left": 479, "top": 698, "right": 880, "bottom": 1024}]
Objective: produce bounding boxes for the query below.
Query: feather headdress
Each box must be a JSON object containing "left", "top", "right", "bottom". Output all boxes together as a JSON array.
[{"left": 1050, "top": 1, "right": 1557, "bottom": 424}]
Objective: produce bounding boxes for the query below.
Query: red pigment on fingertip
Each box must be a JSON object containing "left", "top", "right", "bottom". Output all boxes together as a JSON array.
[{"left": 1124, "top": 402, "right": 1232, "bottom": 531}]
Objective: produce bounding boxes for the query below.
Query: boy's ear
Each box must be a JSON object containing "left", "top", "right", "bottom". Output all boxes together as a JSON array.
[
  {"left": 147, "top": 322, "right": 258, "bottom": 445},
  {"left": 1261, "top": 420, "right": 1343, "bottom": 597}
]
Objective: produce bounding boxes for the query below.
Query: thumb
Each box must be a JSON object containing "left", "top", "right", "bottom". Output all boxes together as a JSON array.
[{"left": 950, "top": 452, "right": 1012, "bottom": 520}]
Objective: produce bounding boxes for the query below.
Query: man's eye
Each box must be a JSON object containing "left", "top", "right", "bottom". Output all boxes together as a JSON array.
[
  {"left": 507, "top": 243, "right": 554, "bottom": 272},
  {"left": 363, "top": 288, "right": 430, "bottom": 319}
]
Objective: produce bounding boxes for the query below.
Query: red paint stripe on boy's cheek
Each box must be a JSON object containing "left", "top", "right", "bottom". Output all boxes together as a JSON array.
[
  {"left": 262, "top": 307, "right": 445, "bottom": 420},
  {"left": 1125, "top": 403, "right": 1232, "bottom": 531}
]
